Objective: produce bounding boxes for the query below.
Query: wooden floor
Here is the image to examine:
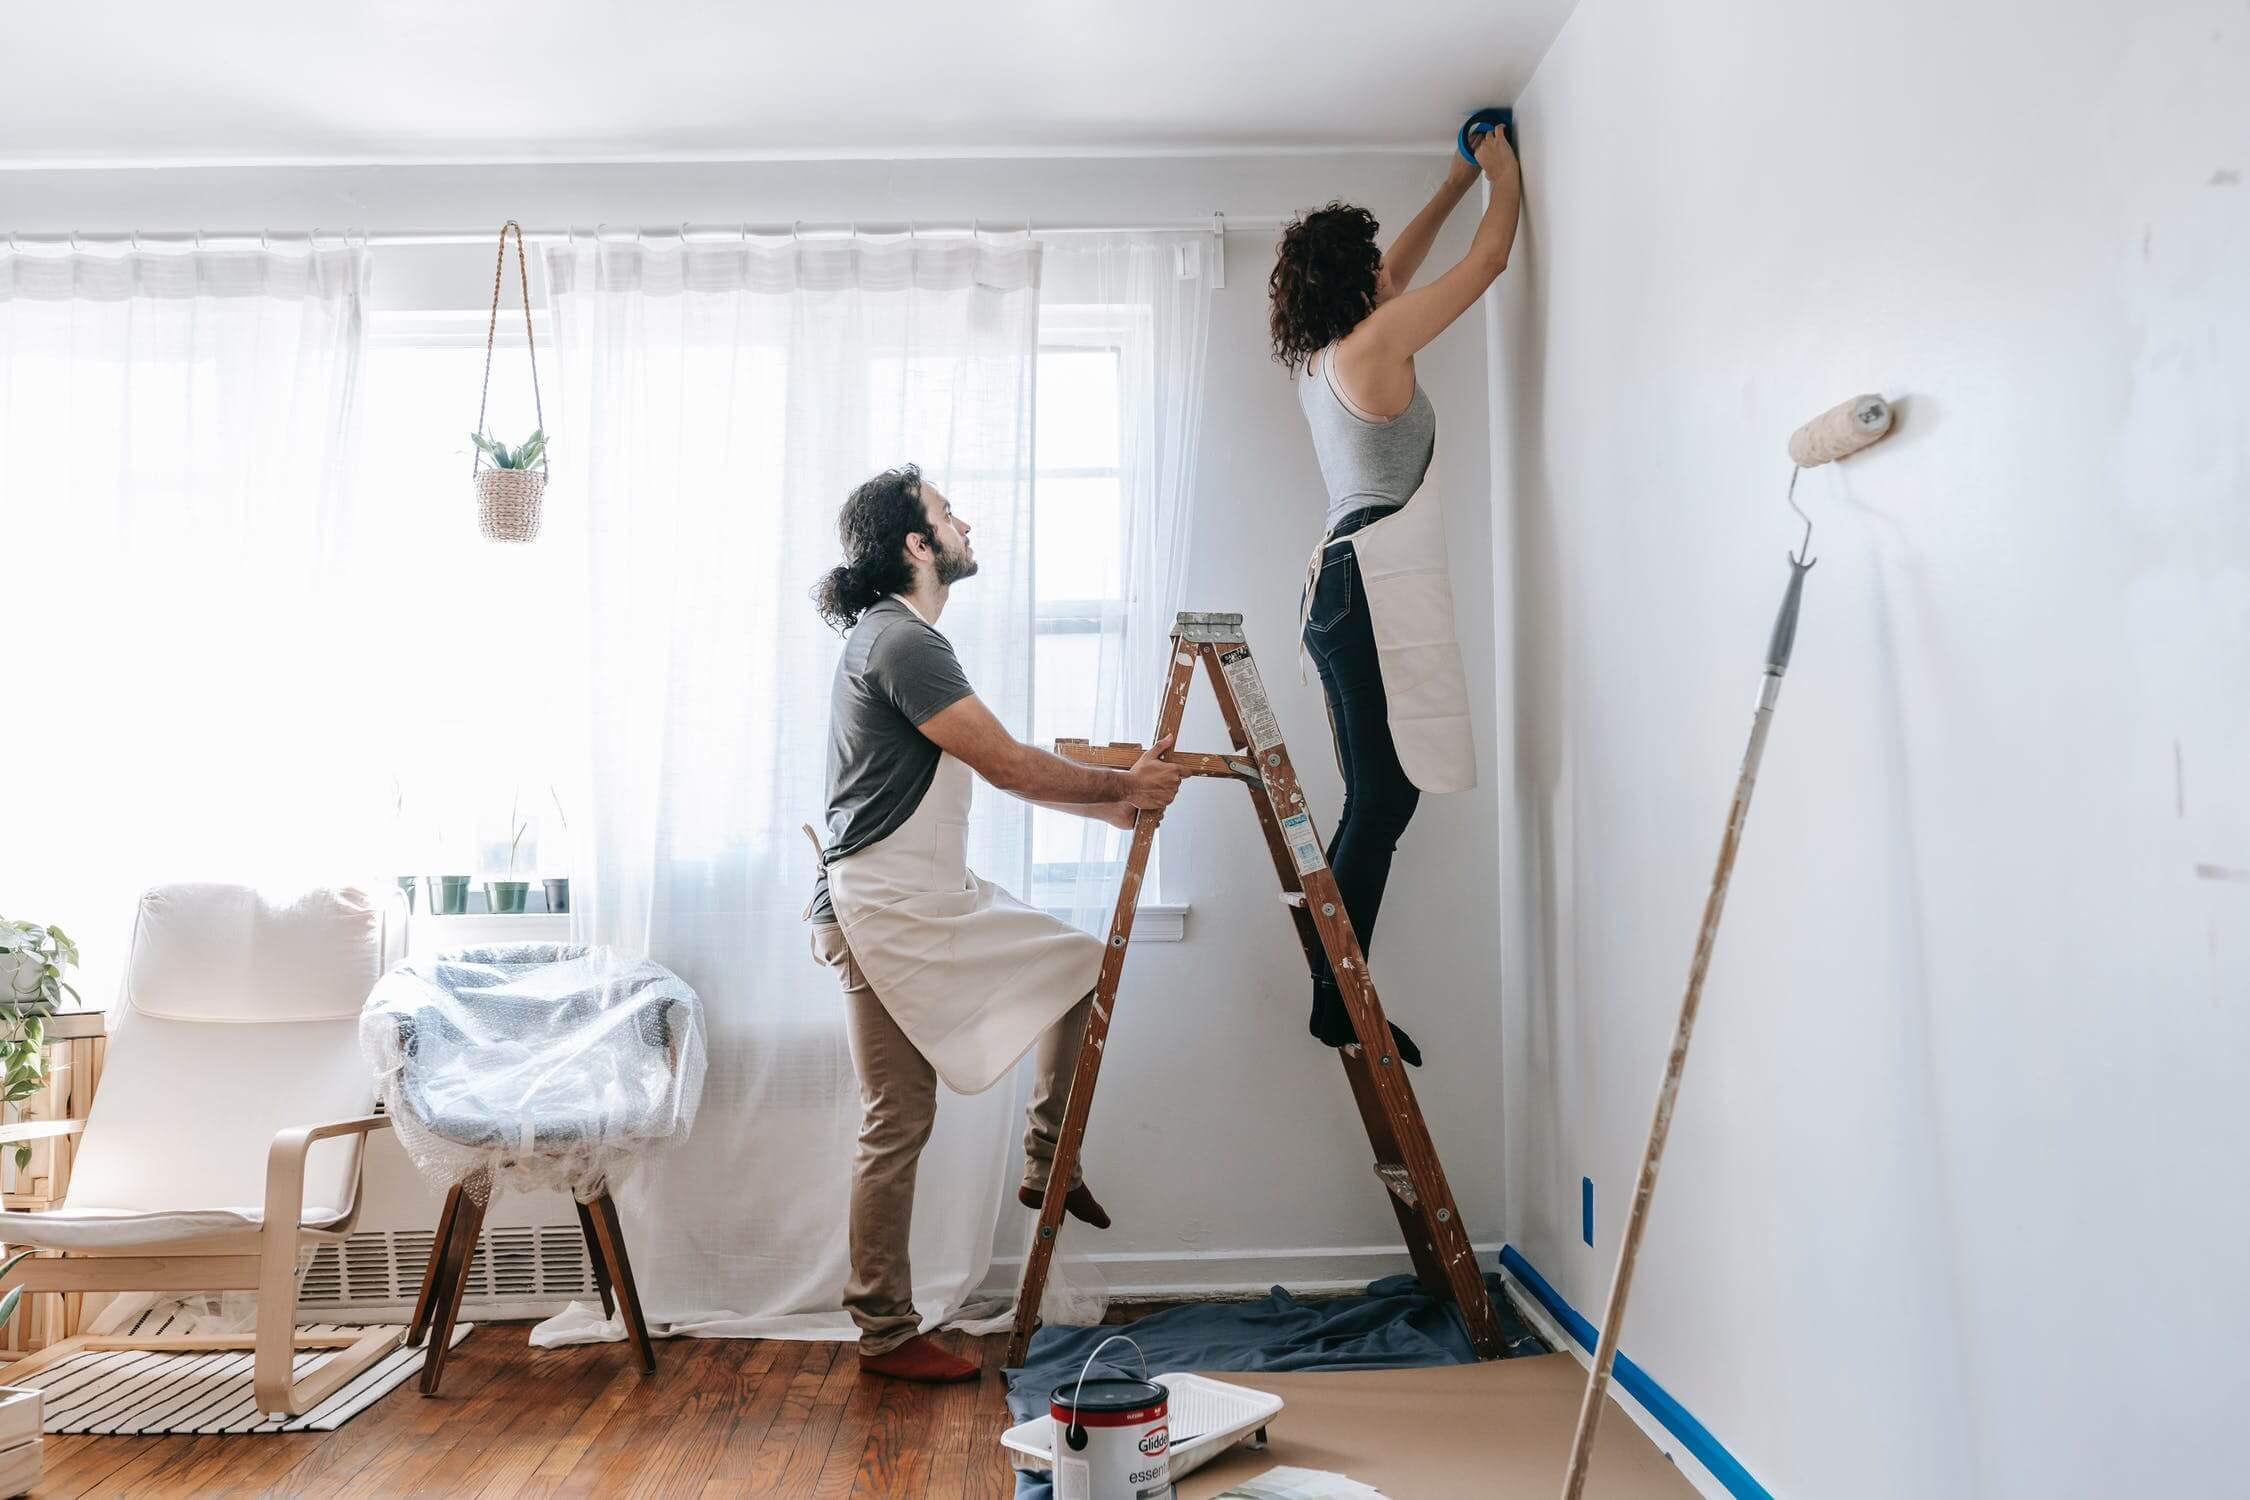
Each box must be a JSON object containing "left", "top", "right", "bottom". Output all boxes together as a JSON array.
[{"left": 33, "top": 1325, "right": 1022, "bottom": 1499}]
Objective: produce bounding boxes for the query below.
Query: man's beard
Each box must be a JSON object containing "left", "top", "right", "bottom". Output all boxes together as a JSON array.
[{"left": 934, "top": 538, "right": 979, "bottom": 586}]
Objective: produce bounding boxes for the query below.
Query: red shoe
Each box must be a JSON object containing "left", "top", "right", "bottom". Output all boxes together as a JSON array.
[
  {"left": 1017, "top": 1181, "right": 1112, "bottom": 1230},
  {"left": 861, "top": 1335, "right": 980, "bottom": 1384}
]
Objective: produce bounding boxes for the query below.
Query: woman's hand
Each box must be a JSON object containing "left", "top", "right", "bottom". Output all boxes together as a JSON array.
[{"left": 1475, "top": 127, "right": 1520, "bottom": 185}]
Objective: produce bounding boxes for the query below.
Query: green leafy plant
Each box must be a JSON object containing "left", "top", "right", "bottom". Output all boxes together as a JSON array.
[
  {"left": 506, "top": 790, "right": 529, "bottom": 874},
  {"left": 470, "top": 428, "right": 546, "bottom": 470},
  {"left": 0, "top": 918, "right": 75, "bottom": 1171},
  {"left": 0, "top": 1249, "right": 34, "bottom": 1328}
]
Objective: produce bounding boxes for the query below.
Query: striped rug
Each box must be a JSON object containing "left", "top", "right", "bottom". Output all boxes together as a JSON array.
[{"left": 16, "top": 1314, "right": 474, "bottom": 1435}]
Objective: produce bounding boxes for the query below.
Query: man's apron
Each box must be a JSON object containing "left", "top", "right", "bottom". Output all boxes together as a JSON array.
[
  {"left": 818, "top": 751, "right": 1102, "bottom": 1096},
  {"left": 1301, "top": 469, "right": 1478, "bottom": 794}
]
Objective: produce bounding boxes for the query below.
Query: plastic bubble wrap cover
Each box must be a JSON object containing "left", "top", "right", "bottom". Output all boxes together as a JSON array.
[{"left": 360, "top": 943, "right": 708, "bottom": 1201}]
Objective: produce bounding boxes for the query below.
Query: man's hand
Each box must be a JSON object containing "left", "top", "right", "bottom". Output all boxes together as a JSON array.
[{"left": 1122, "top": 736, "right": 1185, "bottom": 814}]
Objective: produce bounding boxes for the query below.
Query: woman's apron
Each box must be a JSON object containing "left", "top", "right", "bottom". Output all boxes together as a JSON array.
[
  {"left": 1300, "top": 467, "right": 1478, "bottom": 794},
  {"left": 816, "top": 751, "right": 1103, "bottom": 1096}
]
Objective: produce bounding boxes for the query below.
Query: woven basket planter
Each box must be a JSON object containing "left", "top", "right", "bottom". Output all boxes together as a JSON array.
[{"left": 476, "top": 466, "right": 546, "bottom": 543}]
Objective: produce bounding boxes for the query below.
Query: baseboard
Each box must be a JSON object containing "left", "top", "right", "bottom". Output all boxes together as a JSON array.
[
  {"left": 1498, "top": 1246, "right": 1771, "bottom": 1500},
  {"left": 980, "top": 1242, "right": 1504, "bottom": 1301}
]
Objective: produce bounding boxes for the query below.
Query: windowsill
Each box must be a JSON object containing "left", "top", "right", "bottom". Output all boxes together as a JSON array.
[
  {"left": 1036, "top": 901, "right": 1188, "bottom": 943},
  {"left": 405, "top": 911, "right": 572, "bottom": 954}
]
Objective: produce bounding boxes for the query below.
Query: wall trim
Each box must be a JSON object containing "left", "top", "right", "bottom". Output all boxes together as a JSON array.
[
  {"left": 1499, "top": 1246, "right": 1771, "bottom": 1500},
  {"left": 982, "top": 1242, "right": 1503, "bottom": 1301}
]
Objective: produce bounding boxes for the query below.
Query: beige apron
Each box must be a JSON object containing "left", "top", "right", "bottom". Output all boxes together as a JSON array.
[
  {"left": 1301, "top": 469, "right": 1478, "bottom": 794},
  {"left": 818, "top": 732, "right": 1102, "bottom": 1098}
]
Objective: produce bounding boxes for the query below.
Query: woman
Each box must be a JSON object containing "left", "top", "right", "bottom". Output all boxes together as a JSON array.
[{"left": 1270, "top": 126, "right": 1521, "bottom": 1066}]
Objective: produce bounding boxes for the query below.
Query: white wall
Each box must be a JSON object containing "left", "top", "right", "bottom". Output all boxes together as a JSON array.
[
  {"left": 3, "top": 151, "right": 1507, "bottom": 1294},
  {"left": 1493, "top": 3, "right": 2249, "bottom": 1496}
]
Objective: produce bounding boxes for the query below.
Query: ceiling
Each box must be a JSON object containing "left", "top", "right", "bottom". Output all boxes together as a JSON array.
[{"left": 4, "top": 0, "right": 1576, "bottom": 166}]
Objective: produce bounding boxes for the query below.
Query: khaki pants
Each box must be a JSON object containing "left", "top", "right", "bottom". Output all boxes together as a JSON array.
[{"left": 811, "top": 922, "right": 1091, "bottom": 1356}]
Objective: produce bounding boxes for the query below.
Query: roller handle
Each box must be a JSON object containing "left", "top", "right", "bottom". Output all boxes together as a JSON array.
[
  {"left": 1457, "top": 107, "right": 1516, "bottom": 164},
  {"left": 1765, "top": 557, "right": 1814, "bottom": 676}
]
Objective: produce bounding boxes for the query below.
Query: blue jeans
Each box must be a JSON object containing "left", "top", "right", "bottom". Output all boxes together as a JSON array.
[{"left": 1301, "top": 507, "right": 1420, "bottom": 1036}]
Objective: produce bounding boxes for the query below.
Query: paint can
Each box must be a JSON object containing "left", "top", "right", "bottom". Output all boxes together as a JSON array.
[{"left": 1050, "top": 1334, "right": 1172, "bottom": 1500}]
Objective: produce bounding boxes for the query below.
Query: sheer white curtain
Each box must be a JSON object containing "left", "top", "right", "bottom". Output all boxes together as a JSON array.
[
  {"left": 0, "top": 237, "right": 373, "bottom": 1001},
  {"left": 1038, "top": 234, "right": 1215, "bottom": 931},
  {"left": 538, "top": 229, "right": 1040, "bottom": 1340}
]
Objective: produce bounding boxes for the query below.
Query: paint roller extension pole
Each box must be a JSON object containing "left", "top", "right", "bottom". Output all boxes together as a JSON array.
[{"left": 1555, "top": 559, "right": 1813, "bottom": 1500}]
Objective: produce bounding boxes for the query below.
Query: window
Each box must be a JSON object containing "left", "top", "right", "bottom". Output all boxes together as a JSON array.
[
  {"left": 1027, "top": 307, "right": 1158, "bottom": 911},
  {"left": 355, "top": 312, "right": 582, "bottom": 887}
]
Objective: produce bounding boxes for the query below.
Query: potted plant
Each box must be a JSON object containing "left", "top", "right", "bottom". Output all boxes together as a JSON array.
[
  {"left": 0, "top": 918, "right": 73, "bottom": 1173},
  {"left": 543, "top": 786, "right": 571, "bottom": 914},
  {"left": 470, "top": 222, "right": 549, "bottom": 543},
  {"left": 425, "top": 810, "right": 472, "bottom": 917},
  {"left": 471, "top": 429, "right": 547, "bottom": 544},
  {"left": 389, "top": 776, "right": 418, "bottom": 914},
  {"left": 486, "top": 792, "right": 534, "bottom": 915}
]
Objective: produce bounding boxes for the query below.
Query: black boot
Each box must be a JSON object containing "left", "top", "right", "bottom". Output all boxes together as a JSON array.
[{"left": 1309, "top": 976, "right": 1422, "bottom": 1067}]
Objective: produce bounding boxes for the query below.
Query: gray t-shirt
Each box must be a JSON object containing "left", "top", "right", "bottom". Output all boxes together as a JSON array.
[{"left": 807, "top": 597, "right": 975, "bottom": 923}]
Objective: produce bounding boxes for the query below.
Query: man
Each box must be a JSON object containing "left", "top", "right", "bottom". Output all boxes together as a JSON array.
[{"left": 806, "top": 464, "right": 1184, "bottom": 1383}]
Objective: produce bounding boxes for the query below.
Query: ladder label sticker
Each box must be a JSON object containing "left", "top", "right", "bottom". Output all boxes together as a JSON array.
[
  {"left": 1281, "top": 812, "right": 1326, "bottom": 874},
  {"left": 1219, "top": 646, "right": 1284, "bottom": 751}
]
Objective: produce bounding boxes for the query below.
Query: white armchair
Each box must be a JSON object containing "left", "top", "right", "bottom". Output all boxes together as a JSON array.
[{"left": 0, "top": 883, "right": 399, "bottom": 1417}]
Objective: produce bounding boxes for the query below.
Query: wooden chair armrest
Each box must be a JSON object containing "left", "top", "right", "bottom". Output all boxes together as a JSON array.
[
  {"left": 271, "top": 1113, "right": 391, "bottom": 1157},
  {"left": 262, "top": 1113, "right": 390, "bottom": 1232},
  {"left": 0, "top": 1119, "right": 86, "bottom": 1145}
]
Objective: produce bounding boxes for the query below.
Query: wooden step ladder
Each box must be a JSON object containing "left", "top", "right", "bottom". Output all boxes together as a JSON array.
[{"left": 1005, "top": 610, "right": 1503, "bottom": 1366}]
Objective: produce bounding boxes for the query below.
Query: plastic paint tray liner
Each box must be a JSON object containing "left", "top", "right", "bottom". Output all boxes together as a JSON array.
[{"left": 1003, "top": 1372, "right": 1285, "bottom": 1481}]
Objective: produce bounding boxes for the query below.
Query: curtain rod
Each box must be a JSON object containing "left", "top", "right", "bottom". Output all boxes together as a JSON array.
[
  {"left": 5, "top": 216, "right": 1292, "bottom": 250},
  {"left": 370, "top": 218, "right": 1290, "bottom": 245}
]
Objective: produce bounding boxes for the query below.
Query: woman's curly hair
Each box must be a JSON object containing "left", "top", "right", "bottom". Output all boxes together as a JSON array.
[{"left": 1268, "top": 202, "right": 1383, "bottom": 374}]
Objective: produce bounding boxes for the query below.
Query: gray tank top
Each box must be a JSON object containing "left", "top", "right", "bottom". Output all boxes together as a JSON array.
[{"left": 1297, "top": 346, "right": 1436, "bottom": 532}]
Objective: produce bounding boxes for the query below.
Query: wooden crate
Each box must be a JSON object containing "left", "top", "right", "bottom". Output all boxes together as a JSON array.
[
  {"left": 1, "top": 1012, "right": 106, "bottom": 1356},
  {"left": 0, "top": 1386, "right": 38, "bottom": 1497}
]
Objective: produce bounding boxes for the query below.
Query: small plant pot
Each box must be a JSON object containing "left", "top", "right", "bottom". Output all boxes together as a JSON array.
[
  {"left": 395, "top": 875, "right": 419, "bottom": 914},
  {"left": 476, "top": 467, "right": 546, "bottom": 543},
  {"left": 543, "top": 878, "right": 571, "bottom": 914},
  {"left": 486, "top": 880, "right": 531, "bottom": 915},
  {"left": 427, "top": 876, "right": 472, "bottom": 916}
]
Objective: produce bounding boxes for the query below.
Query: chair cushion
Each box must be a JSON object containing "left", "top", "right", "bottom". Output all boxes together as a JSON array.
[
  {"left": 0, "top": 1203, "right": 353, "bottom": 1253},
  {"left": 123, "top": 884, "right": 382, "bottom": 1024},
  {"left": 65, "top": 1012, "right": 372, "bottom": 1221}
]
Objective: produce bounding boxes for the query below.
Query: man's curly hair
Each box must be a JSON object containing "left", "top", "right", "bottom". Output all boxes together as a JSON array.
[{"left": 1268, "top": 202, "right": 1382, "bottom": 373}]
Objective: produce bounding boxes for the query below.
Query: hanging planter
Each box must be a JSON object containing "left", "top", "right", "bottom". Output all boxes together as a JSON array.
[{"left": 470, "top": 221, "right": 550, "bottom": 543}]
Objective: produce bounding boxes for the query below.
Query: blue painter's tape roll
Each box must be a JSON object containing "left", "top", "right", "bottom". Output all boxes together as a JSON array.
[{"left": 1457, "top": 106, "right": 1515, "bottom": 164}]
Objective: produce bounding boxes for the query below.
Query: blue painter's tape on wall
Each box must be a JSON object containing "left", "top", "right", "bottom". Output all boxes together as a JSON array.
[
  {"left": 1499, "top": 1245, "right": 1773, "bottom": 1500},
  {"left": 1582, "top": 1177, "right": 1594, "bottom": 1246}
]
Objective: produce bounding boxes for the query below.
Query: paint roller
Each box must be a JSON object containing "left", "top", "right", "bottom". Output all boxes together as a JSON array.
[
  {"left": 1556, "top": 396, "right": 1895, "bottom": 1500},
  {"left": 1788, "top": 392, "right": 1893, "bottom": 467}
]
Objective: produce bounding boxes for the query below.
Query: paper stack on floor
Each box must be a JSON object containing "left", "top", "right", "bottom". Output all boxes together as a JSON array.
[{"left": 1211, "top": 1467, "right": 1386, "bottom": 1499}]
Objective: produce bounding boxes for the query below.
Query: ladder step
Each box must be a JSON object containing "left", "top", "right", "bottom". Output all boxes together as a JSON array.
[{"left": 1374, "top": 1163, "right": 1419, "bottom": 1208}]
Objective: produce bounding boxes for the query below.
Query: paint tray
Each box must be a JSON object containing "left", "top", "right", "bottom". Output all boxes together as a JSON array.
[{"left": 1003, "top": 1372, "right": 1284, "bottom": 1481}]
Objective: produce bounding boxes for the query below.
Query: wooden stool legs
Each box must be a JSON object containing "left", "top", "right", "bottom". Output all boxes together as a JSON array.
[
  {"left": 583, "top": 1191, "right": 656, "bottom": 1374},
  {"left": 413, "top": 1180, "right": 656, "bottom": 1396},
  {"left": 415, "top": 1173, "right": 489, "bottom": 1395}
]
